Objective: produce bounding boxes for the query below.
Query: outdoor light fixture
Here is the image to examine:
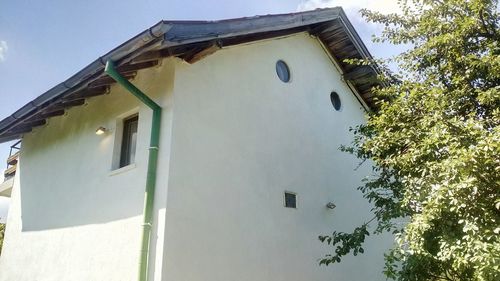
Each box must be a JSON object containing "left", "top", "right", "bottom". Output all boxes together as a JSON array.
[
  {"left": 326, "top": 202, "right": 336, "bottom": 209},
  {"left": 95, "top": 127, "right": 107, "bottom": 135}
]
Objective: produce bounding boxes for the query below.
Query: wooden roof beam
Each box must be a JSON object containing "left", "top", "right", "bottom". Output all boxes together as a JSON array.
[
  {"left": 7, "top": 120, "right": 47, "bottom": 135},
  {"left": 88, "top": 72, "right": 136, "bottom": 88},
  {"left": 326, "top": 36, "right": 353, "bottom": 50},
  {"left": 24, "top": 109, "right": 66, "bottom": 123},
  {"left": 343, "top": 65, "right": 376, "bottom": 81},
  {"left": 41, "top": 99, "right": 86, "bottom": 114},
  {"left": 62, "top": 86, "right": 109, "bottom": 103},
  {"left": 184, "top": 42, "right": 221, "bottom": 64},
  {"left": 116, "top": 60, "right": 159, "bottom": 73},
  {"left": 309, "top": 21, "right": 343, "bottom": 36},
  {"left": 130, "top": 50, "right": 166, "bottom": 64},
  {"left": 336, "top": 48, "right": 361, "bottom": 59}
]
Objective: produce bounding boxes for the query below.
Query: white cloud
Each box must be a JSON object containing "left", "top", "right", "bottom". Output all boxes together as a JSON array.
[
  {"left": 297, "top": 0, "right": 401, "bottom": 14},
  {"left": 0, "top": 41, "right": 8, "bottom": 62}
]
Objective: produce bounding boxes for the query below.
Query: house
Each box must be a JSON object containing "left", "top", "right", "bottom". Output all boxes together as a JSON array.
[{"left": 0, "top": 7, "right": 391, "bottom": 281}]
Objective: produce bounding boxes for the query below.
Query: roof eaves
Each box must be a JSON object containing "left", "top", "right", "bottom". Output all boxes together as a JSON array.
[
  {"left": 336, "top": 9, "right": 386, "bottom": 87},
  {"left": 0, "top": 21, "right": 172, "bottom": 134}
]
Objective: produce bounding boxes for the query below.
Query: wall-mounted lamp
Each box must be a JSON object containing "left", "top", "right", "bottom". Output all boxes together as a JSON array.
[
  {"left": 326, "top": 202, "right": 336, "bottom": 210},
  {"left": 95, "top": 127, "right": 107, "bottom": 135}
]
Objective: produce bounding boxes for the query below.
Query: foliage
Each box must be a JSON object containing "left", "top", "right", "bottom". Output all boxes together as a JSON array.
[
  {"left": 0, "top": 223, "right": 5, "bottom": 255},
  {"left": 320, "top": 1, "right": 500, "bottom": 280}
]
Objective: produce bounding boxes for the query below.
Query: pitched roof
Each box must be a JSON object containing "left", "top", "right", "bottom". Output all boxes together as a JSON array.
[{"left": 0, "top": 7, "right": 382, "bottom": 143}]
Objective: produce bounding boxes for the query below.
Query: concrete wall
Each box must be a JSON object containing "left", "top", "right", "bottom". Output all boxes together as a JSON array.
[
  {"left": 163, "top": 33, "right": 391, "bottom": 281},
  {"left": 0, "top": 59, "right": 176, "bottom": 281}
]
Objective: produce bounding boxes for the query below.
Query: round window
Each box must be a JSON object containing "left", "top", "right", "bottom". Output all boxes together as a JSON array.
[
  {"left": 276, "top": 60, "right": 290, "bottom": 83},
  {"left": 330, "top": 92, "right": 341, "bottom": 111}
]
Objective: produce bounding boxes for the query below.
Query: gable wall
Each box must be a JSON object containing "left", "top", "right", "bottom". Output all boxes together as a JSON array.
[
  {"left": 0, "top": 32, "right": 391, "bottom": 281},
  {"left": 164, "top": 33, "right": 391, "bottom": 281}
]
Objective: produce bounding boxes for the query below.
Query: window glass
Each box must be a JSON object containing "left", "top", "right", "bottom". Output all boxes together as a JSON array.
[
  {"left": 330, "top": 92, "right": 341, "bottom": 111},
  {"left": 284, "top": 192, "right": 297, "bottom": 208},
  {"left": 276, "top": 60, "right": 290, "bottom": 83},
  {"left": 120, "top": 115, "right": 138, "bottom": 167}
]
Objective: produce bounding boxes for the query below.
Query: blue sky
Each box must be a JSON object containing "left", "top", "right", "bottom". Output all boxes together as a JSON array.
[{"left": 0, "top": 0, "right": 402, "bottom": 220}]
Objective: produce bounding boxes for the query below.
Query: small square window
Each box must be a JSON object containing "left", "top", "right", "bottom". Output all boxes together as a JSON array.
[
  {"left": 284, "top": 192, "right": 297, "bottom": 208},
  {"left": 119, "top": 115, "right": 138, "bottom": 168}
]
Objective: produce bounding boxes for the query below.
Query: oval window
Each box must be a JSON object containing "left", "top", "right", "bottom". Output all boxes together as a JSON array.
[
  {"left": 330, "top": 92, "right": 341, "bottom": 111},
  {"left": 276, "top": 60, "right": 290, "bottom": 83}
]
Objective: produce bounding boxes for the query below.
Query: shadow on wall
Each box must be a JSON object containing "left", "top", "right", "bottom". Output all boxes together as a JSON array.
[
  {"left": 18, "top": 158, "right": 146, "bottom": 231},
  {"left": 17, "top": 94, "right": 148, "bottom": 231}
]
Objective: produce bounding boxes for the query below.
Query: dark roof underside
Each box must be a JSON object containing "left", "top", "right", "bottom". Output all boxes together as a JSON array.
[{"left": 0, "top": 7, "right": 382, "bottom": 143}]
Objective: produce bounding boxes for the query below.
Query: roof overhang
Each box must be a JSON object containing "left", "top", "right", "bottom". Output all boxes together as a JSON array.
[{"left": 0, "top": 7, "right": 383, "bottom": 143}]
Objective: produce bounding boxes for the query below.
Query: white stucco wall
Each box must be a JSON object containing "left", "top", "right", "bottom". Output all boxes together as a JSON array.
[
  {"left": 0, "top": 33, "right": 391, "bottom": 281},
  {"left": 163, "top": 33, "right": 392, "bottom": 281},
  {"left": 0, "top": 59, "right": 176, "bottom": 281}
]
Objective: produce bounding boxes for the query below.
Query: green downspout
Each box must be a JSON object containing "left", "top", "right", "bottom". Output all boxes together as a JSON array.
[{"left": 105, "top": 60, "right": 161, "bottom": 281}]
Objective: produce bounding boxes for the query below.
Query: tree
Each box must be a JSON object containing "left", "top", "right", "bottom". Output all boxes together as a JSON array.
[
  {"left": 0, "top": 222, "right": 5, "bottom": 255},
  {"left": 319, "top": 1, "right": 500, "bottom": 280}
]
